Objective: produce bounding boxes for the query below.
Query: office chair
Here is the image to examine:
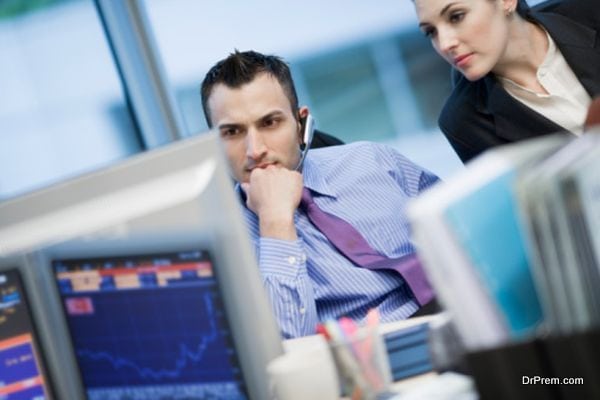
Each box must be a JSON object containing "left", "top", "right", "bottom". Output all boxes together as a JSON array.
[{"left": 311, "top": 129, "right": 344, "bottom": 148}]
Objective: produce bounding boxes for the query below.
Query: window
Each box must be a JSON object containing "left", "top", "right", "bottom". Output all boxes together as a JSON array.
[
  {"left": 397, "top": 29, "right": 453, "bottom": 129},
  {"left": 144, "top": 0, "right": 463, "bottom": 177},
  {"left": 0, "top": 0, "right": 142, "bottom": 199},
  {"left": 295, "top": 45, "right": 397, "bottom": 143}
]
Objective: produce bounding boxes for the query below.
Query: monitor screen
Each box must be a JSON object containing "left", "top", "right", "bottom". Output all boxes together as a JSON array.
[
  {"left": 52, "top": 250, "right": 247, "bottom": 400},
  {"left": 0, "top": 269, "right": 51, "bottom": 400}
]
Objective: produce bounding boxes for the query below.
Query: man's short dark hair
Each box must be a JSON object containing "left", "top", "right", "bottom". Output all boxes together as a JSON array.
[{"left": 200, "top": 50, "right": 299, "bottom": 127}]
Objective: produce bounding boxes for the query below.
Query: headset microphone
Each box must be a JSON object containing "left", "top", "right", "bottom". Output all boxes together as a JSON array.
[{"left": 295, "top": 114, "right": 315, "bottom": 171}]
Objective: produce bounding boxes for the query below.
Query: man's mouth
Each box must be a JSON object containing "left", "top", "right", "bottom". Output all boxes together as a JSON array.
[{"left": 246, "top": 162, "right": 276, "bottom": 172}]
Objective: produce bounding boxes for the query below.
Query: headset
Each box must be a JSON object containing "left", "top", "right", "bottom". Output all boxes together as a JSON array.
[{"left": 295, "top": 113, "right": 315, "bottom": 171}]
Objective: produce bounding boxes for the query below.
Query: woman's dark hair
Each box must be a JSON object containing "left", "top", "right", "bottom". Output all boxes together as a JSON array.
[
  {"left": 412, "top": 0, "right": 532, "bottom": 18},
  {"left": 515, "top": 0, "right": 531, "bottom": 18}
]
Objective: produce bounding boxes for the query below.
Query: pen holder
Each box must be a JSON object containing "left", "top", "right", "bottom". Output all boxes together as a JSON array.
[{"left": 329, "top": 326, "right": 392, "bottom": 400}]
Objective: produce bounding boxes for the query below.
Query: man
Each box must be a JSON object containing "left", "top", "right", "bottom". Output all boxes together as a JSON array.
[{"left": 201, "top": 50, "right": 439, "bottom": 338}]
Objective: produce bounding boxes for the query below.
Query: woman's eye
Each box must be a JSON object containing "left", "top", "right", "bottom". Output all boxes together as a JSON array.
[
  {"left": 422, "top": 27, "right": 436, "bottom": 38},
  {"left": 449, "top": 12, "right": 465, "bottom": 23}
]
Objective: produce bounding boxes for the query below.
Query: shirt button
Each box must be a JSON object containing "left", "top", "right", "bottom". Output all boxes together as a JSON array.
[
  {"left": 287, "top": 256, "right": 297, "bottom": 265},
  {"left": 300, "top": 254, "right": 307, "bottom": 263},
  {"left": 538, "top": 68, "right": 547, "bottom": 77},
  {"left": 299, "top": 307, "right": 306, "bottom": 314}
]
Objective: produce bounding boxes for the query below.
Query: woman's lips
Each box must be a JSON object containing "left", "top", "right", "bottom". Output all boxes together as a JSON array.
[{"left": 454, "top": 53, "right": 474, "bottom": 68}]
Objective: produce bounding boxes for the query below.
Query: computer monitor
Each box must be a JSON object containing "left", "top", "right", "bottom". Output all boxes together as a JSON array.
[
  {"left": 0, "top": 262, "right": 52, "bottom": 400},
  {"left": 0, "top": 132, "right": 283, "bottom": 399},
  {"left": 52, "top": 250, "right": 246, "bottom": 399}
]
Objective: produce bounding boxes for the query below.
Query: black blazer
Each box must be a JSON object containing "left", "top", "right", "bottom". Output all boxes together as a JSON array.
[{"left": 439, "top": 0, "right": 600, "bottom": 163}]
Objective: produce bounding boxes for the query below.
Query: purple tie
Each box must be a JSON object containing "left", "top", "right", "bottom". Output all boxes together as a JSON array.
[{"left": 300, "top": 188, "right": 433, "bottom": 306}]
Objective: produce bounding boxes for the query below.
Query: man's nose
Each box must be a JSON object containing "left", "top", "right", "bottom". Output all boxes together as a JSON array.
[{"left": 246, "top": 128, "right": 267, "bottom": 160}]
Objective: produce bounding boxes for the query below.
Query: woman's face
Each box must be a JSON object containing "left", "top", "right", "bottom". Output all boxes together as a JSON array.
[{"left": 414, "top": 0, "right": 513, "bottom": 81}]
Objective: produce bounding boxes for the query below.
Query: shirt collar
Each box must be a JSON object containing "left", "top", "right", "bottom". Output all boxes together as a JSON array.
[
  {"left": 299, "top": 154, "right": 337, "bottom": 199},
  {"left": 536, "top": 28, "right": 557, "bottom": 77},
  {"left": 498, "top": 29, "right": 556, "bottom": 95}
]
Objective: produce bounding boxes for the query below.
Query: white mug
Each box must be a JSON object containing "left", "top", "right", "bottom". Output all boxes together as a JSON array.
[{"left": 268, "top": 335, "right": 339, "bottom": 400}]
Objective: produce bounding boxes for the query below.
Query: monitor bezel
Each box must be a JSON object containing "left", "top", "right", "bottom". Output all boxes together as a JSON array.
[
  {"left": 50, "top": 247, "right": 250, "bottom": 399},
  {"left": 0, "top": 260, "right": 55, "bottom": 400}
]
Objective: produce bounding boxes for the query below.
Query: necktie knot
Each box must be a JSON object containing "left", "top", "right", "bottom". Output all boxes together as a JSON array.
[{"left": 300, "top": 187, "right": 315, "bottom": 210}]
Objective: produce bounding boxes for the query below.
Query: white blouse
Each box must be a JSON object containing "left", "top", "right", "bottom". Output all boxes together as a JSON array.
[{"left": 499, "top": 29, "right": 591, "bottom": 135}]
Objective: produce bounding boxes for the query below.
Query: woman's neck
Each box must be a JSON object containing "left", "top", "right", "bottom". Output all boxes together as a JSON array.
[{"left": 493, "top": 18, "right": 549, "bottom": 94}]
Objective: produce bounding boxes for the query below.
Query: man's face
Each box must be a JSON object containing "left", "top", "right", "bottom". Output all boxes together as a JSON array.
[{"left": 207, "top": 73, "right": 303, "bottom": 183}]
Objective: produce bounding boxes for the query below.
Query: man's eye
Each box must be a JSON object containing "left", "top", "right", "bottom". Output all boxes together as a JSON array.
[
  {"left": 263, "top": 118, "right": 279, "bottom": 128},
  {"left": 221, "top": 128, "right": 239, "bottom": 138}
]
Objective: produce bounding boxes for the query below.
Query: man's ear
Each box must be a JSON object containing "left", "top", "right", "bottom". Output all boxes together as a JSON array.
[
  {"left": 298, "top": 106, "right": 309, "bottom": 120},
  {"left": 297, "top": 106, "right": 310, "bottom": 145}
]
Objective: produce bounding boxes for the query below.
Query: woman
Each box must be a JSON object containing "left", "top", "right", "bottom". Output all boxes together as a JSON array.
[{"left": 413, "top": 0, "right": 600, "bottom": 162}]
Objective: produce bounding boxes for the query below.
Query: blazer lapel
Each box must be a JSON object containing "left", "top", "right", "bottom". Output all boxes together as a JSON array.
[
  {"left": 478, "top": 10, "right": 600, "bottom": 142},
  {"left": 481, "top": 76, "right": 564, "bottom": 142},
  {"left": 535, "top": 12, "right": 600, "bottom": 97}
]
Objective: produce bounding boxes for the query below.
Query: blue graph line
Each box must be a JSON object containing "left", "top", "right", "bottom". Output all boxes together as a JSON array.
[{"left": 76, "top": 292, "right": 218, "bottom": 381}]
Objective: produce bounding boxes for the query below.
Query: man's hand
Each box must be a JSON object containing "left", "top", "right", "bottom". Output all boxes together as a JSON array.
[{"left": 241, "top": 166, "right": 303, "bottom": 240}]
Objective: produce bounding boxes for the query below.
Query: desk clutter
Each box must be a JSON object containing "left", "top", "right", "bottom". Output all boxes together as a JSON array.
[
  {"left": 277, "top": 310, "right": 393, "bottom": 400},
  {"left": 383, "top": 321, "right": 431, "bottom": 381},
  {"left": 278, "top": 312, "right": 476, "bottom": 400},
  {"left": 408, "top": 130, "right": 600, "bottom": 399}
]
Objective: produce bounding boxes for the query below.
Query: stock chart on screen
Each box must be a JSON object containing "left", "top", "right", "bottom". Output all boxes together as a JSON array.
[
  {"left": 53, "top": 250, "right": 246, "bottom": 400},
  {"left": 0, "top": 269, "right": 49, "bottom": 400}
]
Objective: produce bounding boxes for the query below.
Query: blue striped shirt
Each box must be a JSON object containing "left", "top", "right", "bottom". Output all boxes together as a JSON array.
[{"left": 238, "top": 141, "right": 439, "bottom": 338}]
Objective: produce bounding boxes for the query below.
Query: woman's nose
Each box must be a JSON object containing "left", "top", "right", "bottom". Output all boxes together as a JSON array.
[{"left": 437, "top": 28, "right": 459, "bottom": 55}]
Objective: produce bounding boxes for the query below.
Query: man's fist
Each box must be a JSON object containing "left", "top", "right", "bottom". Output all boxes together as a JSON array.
[{"left": 241, "top": 166, "right": 303, "bottom": 240}]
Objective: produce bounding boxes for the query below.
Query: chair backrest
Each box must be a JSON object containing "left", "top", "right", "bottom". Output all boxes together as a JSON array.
[{"left": 311, "top": 129, "right": 344, "bottom": 149}]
